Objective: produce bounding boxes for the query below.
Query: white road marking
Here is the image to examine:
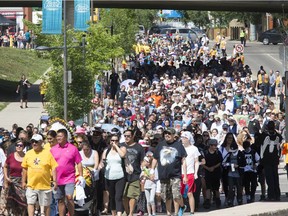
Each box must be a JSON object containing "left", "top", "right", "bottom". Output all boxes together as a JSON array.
[
  {"left": 244, "top": 53, "right": 282, "bottom": 64},
  {"left": 267, "top": 54, "right": 283, "bottom": 64}
]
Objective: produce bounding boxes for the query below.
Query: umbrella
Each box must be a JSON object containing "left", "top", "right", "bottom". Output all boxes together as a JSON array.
[
  {"left": 101, "top": 124, "right": 123, "bottom": 133},
  {"left": 120, "top": 79, "right": 135, "bottom": 88}
]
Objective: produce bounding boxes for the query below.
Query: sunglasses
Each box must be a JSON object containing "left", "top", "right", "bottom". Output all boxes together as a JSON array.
[
  {"left": 31, "top": 140, "right": 40, "bottom": 144},
  {"left": 110, "top": 139, "right": 119, "bottom": 142},
  {"left": 16, "top": 144, "right": 24, "bottom": 147}
]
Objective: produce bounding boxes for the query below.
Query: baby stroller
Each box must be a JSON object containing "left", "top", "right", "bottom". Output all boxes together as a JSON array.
[{"left": 74, "top": 167, "right": 98, "bottom": 216}]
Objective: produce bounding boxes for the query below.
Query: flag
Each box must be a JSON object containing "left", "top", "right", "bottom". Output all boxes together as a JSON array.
[
  {"left": 74, "top": 0, "right": 90, "bottom": 31},
  {"left": 42, "top": 0, "right": 62, "bottom": 34}
]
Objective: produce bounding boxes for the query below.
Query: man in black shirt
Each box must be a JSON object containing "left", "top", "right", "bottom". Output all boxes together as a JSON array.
[
  {"left": 16, "top": 74, "right": 31, "bottom": 109},
  {"left": 151, "top": 128, "right": 187, "bottom": 216},
  {"left": 123, "top": 129, "right": 145, "bottom": 216},
  {"left": 110, "top": 68, "right": 121, "bottom": 99},
  {"left": 260, "top": 121, "right": 282, "bottom": 201}
]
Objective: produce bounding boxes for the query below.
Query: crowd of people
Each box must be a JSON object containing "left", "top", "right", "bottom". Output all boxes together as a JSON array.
[
  {"left": 0, "top": 29, "right": 34, "bottom": 49},
  {"left": 0, "top": 31, "right": 287, "bottom": 216}
]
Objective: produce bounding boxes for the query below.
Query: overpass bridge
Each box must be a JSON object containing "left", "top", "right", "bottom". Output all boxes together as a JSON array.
[{"left": 1, "top": 0, "right": 288, "bottom": 12}]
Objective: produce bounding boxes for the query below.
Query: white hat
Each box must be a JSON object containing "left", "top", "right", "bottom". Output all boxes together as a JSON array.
[
  {"left": 209, "top": 112, "right": 215, "bottom": 117},
  {"left": 31, "top": 134, "right": 43, "bottom": 142}
]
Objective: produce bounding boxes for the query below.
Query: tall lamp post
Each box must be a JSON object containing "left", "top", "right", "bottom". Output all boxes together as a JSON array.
[
  {"left": 36, "top": 39, "right": 85, "bottom": 121},
  {"left": 63, "top": 0, "right": 68, "bottom": 121}
]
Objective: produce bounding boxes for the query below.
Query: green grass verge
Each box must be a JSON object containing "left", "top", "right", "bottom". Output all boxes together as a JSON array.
[{"left": 0, "top": 47, "right": 51, "bottom": 108}]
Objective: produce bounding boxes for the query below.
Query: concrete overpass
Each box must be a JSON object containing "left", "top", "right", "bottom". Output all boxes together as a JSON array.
[{"left": 1, "top": 0, "right": 288, "bottom": 12}]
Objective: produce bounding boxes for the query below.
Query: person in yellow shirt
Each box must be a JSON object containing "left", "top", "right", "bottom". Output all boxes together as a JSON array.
[
  {"left": 220, "top": 36, "right": 227, "bottom": 57},
  {"left": 22, "top": 134, "right": 58, "bottom": 216},
  {"left": 39, "top": 81, "right": 47, "bottom": 108},
  {"left": 215, "top": 32, "right": 222, "bottom": 51}
]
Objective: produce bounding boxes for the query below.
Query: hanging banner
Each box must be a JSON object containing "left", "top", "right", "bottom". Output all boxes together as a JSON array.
[
  {"left": 74, "top": 0, "right": 90, "bottom": 31},
  {"left": 42, "top": 0, "right": 62, "bottom": 34}
]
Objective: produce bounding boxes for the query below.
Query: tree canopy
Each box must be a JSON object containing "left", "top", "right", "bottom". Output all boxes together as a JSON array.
[{"left": 25, "top": 19, "right": 124, "bottom": 120}]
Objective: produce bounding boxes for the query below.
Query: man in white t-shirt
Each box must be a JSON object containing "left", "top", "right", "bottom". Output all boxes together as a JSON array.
[{"left": 180, "top": 131, "right": 200, "bottom": 216}]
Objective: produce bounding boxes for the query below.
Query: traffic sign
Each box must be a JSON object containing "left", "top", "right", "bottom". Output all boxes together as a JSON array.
[{"left": 235, "top": 44, "right": 244, "bottom": 53}]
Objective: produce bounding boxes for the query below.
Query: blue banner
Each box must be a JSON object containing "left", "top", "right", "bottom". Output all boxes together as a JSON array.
[
  {"left": 74, "top": 0, "right": 90, "bottom": 31},
  {"left": 42, "top": 0, "right": 62, "bottom": 34}
]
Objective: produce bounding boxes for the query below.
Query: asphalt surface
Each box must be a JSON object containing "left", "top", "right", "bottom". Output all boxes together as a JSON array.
[{"left": 223, "top": 40, "right": 284, "bottom": 78}]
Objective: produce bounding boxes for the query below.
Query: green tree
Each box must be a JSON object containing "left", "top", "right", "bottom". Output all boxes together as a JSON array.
[
  {"left": 134, "top": 9, "right": 159, "bottom": 31},
  {"left": 209, "top": 11, "right": 233, "bottom": 28},
  {"left": 99, "top": 9, "right": 158, "bottom": 54},
  {"left": 177, "top": 10, "right": 210, "bottom": 29},
  {"left": 24, "top": 20, "right": 124, "bottom": 120},
  {"left": 100, "top": 9, "right": 138, "bottom": 54}
]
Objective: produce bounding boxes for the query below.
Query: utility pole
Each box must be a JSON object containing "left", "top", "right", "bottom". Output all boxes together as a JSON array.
[{"left": 63, "top": 0, "right": 68, "bottom": 121}]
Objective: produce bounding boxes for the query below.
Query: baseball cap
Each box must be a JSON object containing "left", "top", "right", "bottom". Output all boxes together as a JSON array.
[
  {"left": 208, "top": 139, "right": 218, "bottom": 146},
  {"left": 31, "top": 134, "right": 43, "bottom": 142},
  {"left": 222, "top": 123, "right": 229, "bottom": 129},
  {"left": 164, "top": 127, "right": 176, "bottom": 135}
]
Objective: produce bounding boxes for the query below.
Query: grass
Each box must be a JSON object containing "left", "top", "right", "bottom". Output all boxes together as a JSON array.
[{"left": 0, "top": 47, "right": 51, "bottom": 110}]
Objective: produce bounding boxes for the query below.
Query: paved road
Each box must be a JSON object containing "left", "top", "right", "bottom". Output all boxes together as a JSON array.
[
  {"left": 224, "top": 40, "right": 284, "bottom": 78},
  {"left": 0, "top": 79, "right": 45, "bottom": 130},
  {"left": 98, "top": 164, "right": 288, "bottom": 216}
]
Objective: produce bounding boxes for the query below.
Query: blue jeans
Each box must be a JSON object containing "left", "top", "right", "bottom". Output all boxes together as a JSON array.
[
  {"left": 268, "top": 85, "right": 275, "bottom": 97},
  {"left": 50, "top": 192, "right": 58, "bottom": 216}
]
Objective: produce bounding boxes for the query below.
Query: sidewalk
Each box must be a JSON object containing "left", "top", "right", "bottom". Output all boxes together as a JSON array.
[{"left": 0, "top": 79, "right": 44, "bottom": 130}]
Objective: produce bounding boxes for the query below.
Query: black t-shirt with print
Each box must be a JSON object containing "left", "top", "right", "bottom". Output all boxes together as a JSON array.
[
  {"left": 154, "top": 140, "right": 187, "bottom": 180},
  {"left": 125, "top": 143, "right": 145, "bottom": 182}
]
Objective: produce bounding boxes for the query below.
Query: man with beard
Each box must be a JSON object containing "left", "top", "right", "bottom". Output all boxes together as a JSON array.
[
  {"left": 260, "top": 121, "right": 282, "bottom": 201},
  {"left": 151, "top": 128, "right": 187, "bottom": 216}
]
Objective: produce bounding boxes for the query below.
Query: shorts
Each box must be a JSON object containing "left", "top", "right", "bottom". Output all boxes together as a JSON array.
[
  {"left": 123, "top": 180, "right": 140, "bottom": 199},
  {"left": 20, "top": 92, "right": 28, "bottom": 100},
  {"left": 180, "top": 173, "right": 196, "bottom": 195},
  {"left": 54, "top": 183, "right": 75, "bottom": 200},
  {"left": 160, "top": 178, "right": 182, "bottom": 202},
  {"left": 205, "top": 174, "right": 220, "bottom": 191},
  {"left": 26, "top": 187, "right": 52, "bottom": 206},
  {"left": 156, "top": 180, "right": 161, "bottom": 194}
]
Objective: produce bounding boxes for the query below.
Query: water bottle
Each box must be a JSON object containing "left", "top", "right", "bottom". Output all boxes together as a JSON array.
[{"left": 183, "top": 184, "right": 189, "bottom": 198}]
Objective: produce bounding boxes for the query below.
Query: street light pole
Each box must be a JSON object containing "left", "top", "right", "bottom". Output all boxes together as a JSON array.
[{"left": 63, "top": 0, "right": 68, "bottom": 121}]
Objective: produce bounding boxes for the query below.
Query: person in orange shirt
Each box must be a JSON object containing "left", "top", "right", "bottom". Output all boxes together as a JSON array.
[{"left": 150, "top": 90, "right": 162, "bottom": 108}]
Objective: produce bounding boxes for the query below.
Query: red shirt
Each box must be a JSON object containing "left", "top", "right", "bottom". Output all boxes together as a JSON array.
[{"left": 6, "top": 153, "right": 23, "bottom": 177}]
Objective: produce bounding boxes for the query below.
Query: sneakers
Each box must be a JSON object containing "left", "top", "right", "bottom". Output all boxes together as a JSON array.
[{"left": 178, "top": 205, "right": 187, "bottom": 216}]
